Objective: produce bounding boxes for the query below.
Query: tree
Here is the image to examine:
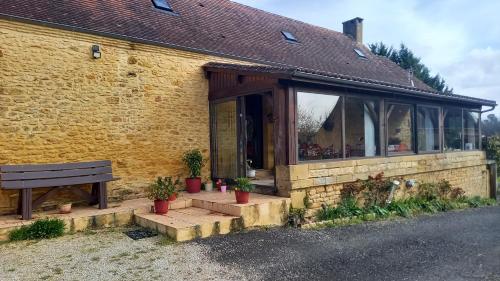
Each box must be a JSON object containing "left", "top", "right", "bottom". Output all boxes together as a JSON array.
[
  {"left": 482, "top": 114, "right": 500, "bottom": 137},
  {"left": 369, "top": 42, "right": 453, "bottom": 94}
]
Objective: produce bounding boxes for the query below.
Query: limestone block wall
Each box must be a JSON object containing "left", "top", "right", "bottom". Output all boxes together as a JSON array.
[
  {"left": 277, "top": 151, "right": 491, "bottom": 212},
  {"left": 0, "top": 20, "right": 247, "bottom": 214}
]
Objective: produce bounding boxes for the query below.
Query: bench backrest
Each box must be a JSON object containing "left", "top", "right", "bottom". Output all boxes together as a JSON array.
[{"left": 0, "top": 160, "right": 113, "bottom": 189}]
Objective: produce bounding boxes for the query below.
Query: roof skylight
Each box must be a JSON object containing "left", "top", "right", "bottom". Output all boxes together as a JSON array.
[
  {"left": 354, "top": 48, "right": 367, "bottom": 58},
  {"left": 281, "top": 31, "right": 298, "bottom": 42},
  {"left": 152, "top": 0, "right": 173, "bottom": 12}
]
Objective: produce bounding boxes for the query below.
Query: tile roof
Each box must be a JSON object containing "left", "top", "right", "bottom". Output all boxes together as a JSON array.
[
  {"left": 0, "top": 0, "right": 496, "bottom": 106},
  {"left": 204, "top": 62, "right": 496, "bottom": 106}
]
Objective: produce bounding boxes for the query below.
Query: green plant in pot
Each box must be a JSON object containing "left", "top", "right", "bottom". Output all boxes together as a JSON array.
[
  {"left": 233, "top": 177, "right": 255, "bottom": 204},
  {"left": 148, "top": 177, "right": 178, "bottom": 214},
  {"left": 167, "top": 177, "right": 181, "bottom": 201},
  {"left": 182, "top": 149, "right": 205, "bottom": 193}
]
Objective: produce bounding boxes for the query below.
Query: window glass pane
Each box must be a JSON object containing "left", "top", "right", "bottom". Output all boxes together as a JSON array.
[
  {"left": 345, "top": 97, "right": 379, "bottom": 157},
  {"left": 417, "top": 107, "right": 440, "bottom": 152},
  {"left": 444, "top": 108, "right": 462, "bottom": 151},
  {"left": 298, "top": 92, "right": 342, "bottom": 161},
  {"left": 387, "top": 104, "right": 414, "bottom": 154},
  {"left": 464, "top": 110, "right": 480, "bottom": 150}
]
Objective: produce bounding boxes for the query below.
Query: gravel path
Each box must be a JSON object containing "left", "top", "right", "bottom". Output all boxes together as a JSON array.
[
  {"left": 2, "top": 206, "right": 499, "bottom": 281},
  {"left": 0, "top": 228, "right": 247, "bottom": 281}
]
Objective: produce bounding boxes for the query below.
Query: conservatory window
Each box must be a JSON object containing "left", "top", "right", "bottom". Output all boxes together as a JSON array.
[
  {"left": 463, "top": 110, "right": 480, "bottom": 150},
  {"left": 386, "top": 103, "right": 414, "bottom": 154},
  {"left": 344, "top": 97, "right": 380, "bottom": 157},
  {"left": 297, "top": 92, "right": 342, "bottom": 161},
  {"left": 444, "top": 108, "right": 463, "bottom": 151},
  {"left": 417, "top": 106, "right": 440, "bottom": 152}
]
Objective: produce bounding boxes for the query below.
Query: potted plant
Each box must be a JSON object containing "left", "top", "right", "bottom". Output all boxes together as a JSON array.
[
  {"left": 166, "top": 177, "right": 181, "bottom": 201},
  {"left": 233, "top": 177, "right": 255, "bottom": 204},
  {"left": 58, "top": 201, "right": 72, "bottom": 214},
  {"left": 182, "top": 149, "right": 205, "bottom": 193},
  {"left": 147, "top": 177, "right": 176, "bottom": 214},
  {"left": 204, "top": 177, "right": 213, "bottom": 192}
]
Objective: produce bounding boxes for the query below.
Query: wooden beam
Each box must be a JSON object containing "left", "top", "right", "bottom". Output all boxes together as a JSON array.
[
  {"left": 286, "top": 86, "right": 298, "bottom": 165},
  {"left": 273, "top": 85, "right": 287, "bottom": 166},
  {"left": 209, "top": 80, "right": 277, "bottom": 101}
]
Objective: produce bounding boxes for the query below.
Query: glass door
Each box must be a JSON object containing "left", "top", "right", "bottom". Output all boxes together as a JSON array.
[{"left": 211, "top": 98, "right": 246, "bottom": 180}]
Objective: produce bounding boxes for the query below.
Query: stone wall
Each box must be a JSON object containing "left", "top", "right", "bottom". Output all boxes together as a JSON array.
[
  {"left": 0, "top": 20, "right": 247, "bottom": 214},
  {"left": 277, "top": 151, "right": 491, "bottom": 214}
]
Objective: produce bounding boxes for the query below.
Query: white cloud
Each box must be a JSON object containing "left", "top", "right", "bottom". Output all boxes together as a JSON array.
[{"left": 233, "top": 0, "right": 500, "bottom": 115}]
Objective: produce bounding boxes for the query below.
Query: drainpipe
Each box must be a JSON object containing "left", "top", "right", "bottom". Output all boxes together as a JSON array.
[
  {"left": 486, "top": 161, "right": 498, "bottom": 200},
  {"left": 483, "top": 104, "right": 498, "bottom": 200}
]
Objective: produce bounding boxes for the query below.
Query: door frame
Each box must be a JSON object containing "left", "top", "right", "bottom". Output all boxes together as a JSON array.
[{"left": 210, "top": 96, "right": 247, "bottom": 180}]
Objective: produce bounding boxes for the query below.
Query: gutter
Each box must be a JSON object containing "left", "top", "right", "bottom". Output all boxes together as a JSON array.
[
  {"left": 291, "top": 71, "right": 498, "bottom": 107},
  {"left": 481, "top": 105, "right": 497, "bottom": 114}
]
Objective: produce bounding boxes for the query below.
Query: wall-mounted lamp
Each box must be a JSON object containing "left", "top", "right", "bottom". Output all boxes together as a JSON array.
[{"left": 92, "top": 45, "right": 101, "bottom": 59}]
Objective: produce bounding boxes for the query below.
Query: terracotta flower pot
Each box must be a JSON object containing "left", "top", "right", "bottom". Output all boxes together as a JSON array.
[
  {"left": 168, "top": 193, "right": 177, "bottom": 201},
  {"left": 154, "top": 200, "right": 169, "bottom": 214},
  {"left": 235, "top": 190, "right": 250, "bottom": 204},
  {"left": 58, "top": 203, "right": 72, "bottom": 214},
  {"left": 186, "top": 177, "right": 201, "bottom": 193}
]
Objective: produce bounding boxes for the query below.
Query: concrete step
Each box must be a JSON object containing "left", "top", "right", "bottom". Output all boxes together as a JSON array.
[
  {"left": 254, "top": 169, "right": 274, "bottom": 179},
  {"left": 135, "top": 207, "right": 242, "bottom": 242},
  {"left": 184, "top": 192, "right": 290, "bottom": 228}
]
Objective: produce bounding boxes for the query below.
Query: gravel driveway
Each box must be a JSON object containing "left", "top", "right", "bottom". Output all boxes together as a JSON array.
[
  {"left": 198, "top": 206, "right": 500, "bottom": 281},
  {"left": 0, "top": 229, "right": 245, "bottom": 281},
  {"left": 1, "top": 206, "right": 499, "bottom": 281}
]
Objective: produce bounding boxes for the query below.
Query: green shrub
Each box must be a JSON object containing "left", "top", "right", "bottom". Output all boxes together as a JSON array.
[
  {"left": 234, "top": 177, "right": 255, "bottom": 192},
  {"left": 182, "top": 149, "right": 205, "bottom": 178},
  {"left": 147, "top": 176, "right": 180, "bottom": 201},
  {"left": 9, "top": 218, "right": 65, "bottom": 241},
  {"left": 485, "top": 136, "right": 500, "bottom": 173}
]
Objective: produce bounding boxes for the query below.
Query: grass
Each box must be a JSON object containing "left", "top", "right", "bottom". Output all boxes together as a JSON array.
[{"left": 9, "top": 218, "right": 65, "bottom": 241}]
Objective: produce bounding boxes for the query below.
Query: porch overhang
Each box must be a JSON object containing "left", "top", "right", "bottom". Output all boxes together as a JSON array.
[{"left": 204, "top": 62, "right": 497, "bottom": 108}]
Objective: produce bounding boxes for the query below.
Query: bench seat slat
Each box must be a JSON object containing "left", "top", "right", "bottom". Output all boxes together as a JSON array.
[
  {"left": 1, "top": 174, "right": 113, "bottom": 189},
  {"left": 0, "top": 160, "right": 111, "bottom": 172},
  {"left": 1, "top": 166, "right": 112, "bottom": 181}
]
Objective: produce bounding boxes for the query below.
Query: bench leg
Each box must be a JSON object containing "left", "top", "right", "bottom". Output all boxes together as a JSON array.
[
  {"left": 21, "top": 188, "right": 32, "bottom": 220},
  {"left": 98, "top": 182, "right": 108, "bottom": 209},
  {"left": 90, "top": 183, "right": 99, "bottom": 205}
]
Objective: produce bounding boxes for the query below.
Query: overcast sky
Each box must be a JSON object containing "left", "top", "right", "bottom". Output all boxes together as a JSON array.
[{"left": 233, "top": 0, "right": 500, "bottom": 116}]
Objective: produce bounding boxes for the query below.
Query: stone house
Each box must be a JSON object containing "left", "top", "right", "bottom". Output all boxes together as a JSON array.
[{"left": 0, "top": 0, "right": 497, "bottom": 215}]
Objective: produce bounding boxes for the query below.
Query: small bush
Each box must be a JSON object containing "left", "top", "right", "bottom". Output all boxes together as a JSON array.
[
  {"left": 9, "top": 218, "right": 65, "bottom": 241},
  {"left": 485, "top": 136, "right": 500, "bottom": 173}
]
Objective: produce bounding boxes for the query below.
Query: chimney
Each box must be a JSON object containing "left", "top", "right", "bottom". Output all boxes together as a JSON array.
[{"left": 343, "top": 17, "right": 364, "bottom": 44}]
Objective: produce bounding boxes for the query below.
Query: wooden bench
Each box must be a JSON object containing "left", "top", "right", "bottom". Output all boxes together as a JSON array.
[{"left": 0, "top": 160, "right": 117, "bottom": 220}]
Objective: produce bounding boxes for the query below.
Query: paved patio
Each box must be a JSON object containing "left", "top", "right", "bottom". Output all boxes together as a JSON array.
[{"left": 0, "top": 191, "right": 290, "bottom": 241}]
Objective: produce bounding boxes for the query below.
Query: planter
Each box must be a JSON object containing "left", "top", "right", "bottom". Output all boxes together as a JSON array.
[
  {"left": 186, "top": 177, "right": 202, "bottom": 193},
  {"left": 220, "top": 185, "right": 227, "bottom": 193},
  {"left": 235, "top": 190, "right": 250, "bottom": 204},
  {"left": 168, "top": 194, "right": 177, "bottom": 201},
  {"left": 154, "top": 200, "right": 169, "bottom": 214},
  {"left": 205, "top": 182, "right": 213, "bottom": 192},
  {"left": 247, "top": 169, "right": 256, "bottom": 178},
  {"left": 58, "top": 203, "right": 72, "bottom": 214}
]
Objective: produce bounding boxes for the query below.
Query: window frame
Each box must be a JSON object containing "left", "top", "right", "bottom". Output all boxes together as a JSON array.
[
  {"left": 295, "top": 88, "right": 383, "bottom": 163},
  {"left": 416, "top": 104, "right": 443, "bottom": 154},
  {"left": 385, "top": 102, "right": 416, "bottom": 156},
  {"left": 293, "top": 87, "right": 482, "bottom": 163},
  {"left": 462, "top": 109, "right": 482, "bottom": 151}
]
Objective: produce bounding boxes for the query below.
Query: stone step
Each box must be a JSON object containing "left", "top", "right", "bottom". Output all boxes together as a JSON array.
[
  {"left": 135, "top": 207, "right": 242, "bottom": 242},
  {"left": 184, "top": 192, "right": 290, "bottom": 228},
  {"left": 168, "top": 197, "right": 192, "bottom": 210},
  {"left": 254, "top": 169, "right": 274, "bottom": 179}
]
